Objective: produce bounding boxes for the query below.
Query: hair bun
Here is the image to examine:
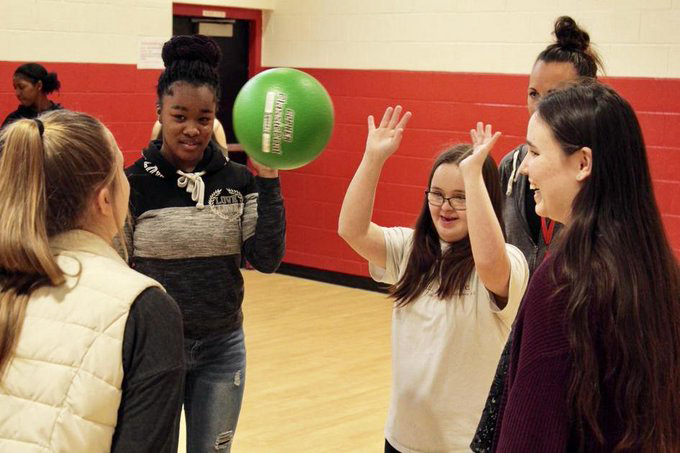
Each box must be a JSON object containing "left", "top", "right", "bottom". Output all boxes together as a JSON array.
[
  {"left": 162, "top": 34, "right": 221, "bottom": 68},
  {"left": 42, "top": 72, "right": 61, "bottom": 93},
  {"left": 554, "top": 16, "right": 590, "bottom": 52}
]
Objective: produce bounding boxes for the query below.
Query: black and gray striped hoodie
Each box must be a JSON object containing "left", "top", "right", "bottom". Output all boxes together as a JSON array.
[{"left": 126, "top": 140, "right": 285, "bottom": 339}]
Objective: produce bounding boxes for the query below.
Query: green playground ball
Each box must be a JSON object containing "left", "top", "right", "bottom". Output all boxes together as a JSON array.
[{"left": 232, "top": 68, "right": 334, "bottom": 170}]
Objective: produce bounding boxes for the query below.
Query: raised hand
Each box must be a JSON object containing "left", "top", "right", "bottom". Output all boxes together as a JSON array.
[
  {"left": 459, "top": 122, "right": 501, "bottom": 178},
  {"left": 365, "top": 105, "right": 412, "bottom": 162}
]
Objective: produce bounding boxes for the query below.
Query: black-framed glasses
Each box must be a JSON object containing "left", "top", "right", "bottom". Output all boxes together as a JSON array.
[{"left": 425, "top": 190, "right": 466, "bottom": 210}]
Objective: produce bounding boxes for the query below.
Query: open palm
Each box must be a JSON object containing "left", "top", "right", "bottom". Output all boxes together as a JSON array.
[
  {"left": 459, "top": 122, "right": 501, "bottom": 177},
  {"left": 365, "top": 105, "right": 412, "bottom": 161}
]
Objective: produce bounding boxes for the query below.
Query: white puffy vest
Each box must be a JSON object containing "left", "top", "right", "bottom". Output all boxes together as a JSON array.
[{"left": 0, "top": 230, "right": 161, "bottom": 453}]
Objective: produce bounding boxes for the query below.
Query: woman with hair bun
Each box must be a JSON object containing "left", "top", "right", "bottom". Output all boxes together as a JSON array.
[
  {"left": 2, "top": 63, "right": 63, "bottom": 129},
  {"left": 502, "top": 15, "right": 603, "bottom": 274},
  {"left": 126, "top": 34, "right": 286, "bottom": 453},
  {"left": 0, "top": 110, "right": 184, "bottom": 453},
  {"left": 472, "top": 16, "right": 604, "bottom": 452}
]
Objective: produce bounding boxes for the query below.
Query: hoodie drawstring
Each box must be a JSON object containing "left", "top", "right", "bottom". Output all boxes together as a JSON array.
[
  {"left": 177, "top": 170, "right": 207, "bottom": 209},
  {"left": 506, "top": 149, "right": 521, "bottom": 196}
]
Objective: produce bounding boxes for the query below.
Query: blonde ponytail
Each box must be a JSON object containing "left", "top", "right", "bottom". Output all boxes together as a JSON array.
[{"left": 0, "top": 111, "right": 116, "bottom": 377}]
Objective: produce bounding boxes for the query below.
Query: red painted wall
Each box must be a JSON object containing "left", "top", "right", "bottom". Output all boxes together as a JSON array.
[
  {"left": 285, "top": 69, "right": 680, "bottom": 274},
  {"left": 1, "top": 62, "right": 679, "bottom": 272}
]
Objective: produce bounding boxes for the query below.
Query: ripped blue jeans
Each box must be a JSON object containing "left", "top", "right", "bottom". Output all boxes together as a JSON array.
[{"left": 183, "top": 328, "right": 246, "bottom": 453}]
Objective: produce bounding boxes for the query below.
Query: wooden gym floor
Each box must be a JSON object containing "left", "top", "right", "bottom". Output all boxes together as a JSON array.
[{"left": 178, "top": 269, "right": 393, "bottom": 452}]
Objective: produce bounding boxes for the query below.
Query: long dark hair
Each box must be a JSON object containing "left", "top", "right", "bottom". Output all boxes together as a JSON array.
[
  {"left": 537, "top": 16, "right": 604, "bottom": 78},
  {"left": 538, "top": 81, "right": 680, "bottom": 451},
  {"left": 391, "top": 144, "right": 504, "bottom": 306}
]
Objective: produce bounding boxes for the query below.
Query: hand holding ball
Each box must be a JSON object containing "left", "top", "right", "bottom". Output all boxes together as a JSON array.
[{"left": 232, "top": 68, "right": 334, "bottom": 170}]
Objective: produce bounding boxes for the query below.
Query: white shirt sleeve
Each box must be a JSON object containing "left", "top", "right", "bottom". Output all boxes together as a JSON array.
[
  {"left": 489, "top": 243, "right": 529, "bottom": 326},
  {"left": 368, "top": 227, "right": 414, "bottom": 285}
]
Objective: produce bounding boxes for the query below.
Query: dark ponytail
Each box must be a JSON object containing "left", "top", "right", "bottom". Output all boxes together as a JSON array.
[{"left": 14, "top": 63, "right": 61, "bottom": 94}]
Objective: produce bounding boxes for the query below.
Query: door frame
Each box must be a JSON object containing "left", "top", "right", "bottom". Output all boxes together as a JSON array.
[{"left": 172, "top": 3, "right": 262, "bottom": 77}]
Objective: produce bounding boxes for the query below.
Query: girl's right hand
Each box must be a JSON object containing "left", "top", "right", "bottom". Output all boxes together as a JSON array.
[{"left": 365, "top": 105, "right": 412, "bottom": 161}]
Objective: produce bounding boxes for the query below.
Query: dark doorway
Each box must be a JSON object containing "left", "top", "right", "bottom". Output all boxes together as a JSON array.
[{"left": 173, "top": 15, "right": 249, "bottom": 164}]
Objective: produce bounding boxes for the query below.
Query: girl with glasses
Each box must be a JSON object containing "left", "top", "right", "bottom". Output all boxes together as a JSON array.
[{"left": 338, "top": 106, "right": 529, "bottom": 452}]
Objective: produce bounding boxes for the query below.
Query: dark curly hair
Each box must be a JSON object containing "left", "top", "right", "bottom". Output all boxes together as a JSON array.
[{"left": 156, "top": 34, "right": 222, "bottom": 103}]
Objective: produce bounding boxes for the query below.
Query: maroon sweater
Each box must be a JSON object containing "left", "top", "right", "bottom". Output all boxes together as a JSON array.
[{"left": 492, "top": 256, "right": 629, "bottom": 452}]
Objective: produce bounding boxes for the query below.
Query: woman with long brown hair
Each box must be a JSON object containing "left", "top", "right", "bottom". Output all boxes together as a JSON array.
[
  {"left": 338, "top": 106, "right": 529, "bottom": 452},
  {"left": 492, "top": 80, "right": 680, "bottom": 451},
  {"left": 0, "top": 110, "right": 184, "bottom": 452}
]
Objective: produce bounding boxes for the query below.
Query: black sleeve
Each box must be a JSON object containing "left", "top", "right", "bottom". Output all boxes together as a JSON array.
[
  {"left": 242, "top": 176, "right": 286, "bottom": 273},
  {"left": 111, "top": 287, "right": 185, "bottom": 453},
  {"left": 499, "top": 153, "right": 511, "bottom": 191},
  {"left": 1, "top": 110, "right": 21, "bottom": 130}
]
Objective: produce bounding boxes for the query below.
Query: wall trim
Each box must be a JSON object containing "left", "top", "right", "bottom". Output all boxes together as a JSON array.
[{"left": 276, "top": 263, "right": 389, "bottom": 294}]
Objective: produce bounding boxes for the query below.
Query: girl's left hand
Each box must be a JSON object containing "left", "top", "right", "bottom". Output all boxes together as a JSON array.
[
  {"left": 459, "top": 122, "right": 501, "bottom": 177},
  {"left": 250, "top": 158, "right": 279, "bottom": 178}
]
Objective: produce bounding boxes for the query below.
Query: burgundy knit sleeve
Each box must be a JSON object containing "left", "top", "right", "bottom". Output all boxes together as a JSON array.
[
  {"left": 495, "top": 260, "right": 572, "bottom": 452},
  {"left": 495, "top": 353, "right": 571, "bottom": 451}
]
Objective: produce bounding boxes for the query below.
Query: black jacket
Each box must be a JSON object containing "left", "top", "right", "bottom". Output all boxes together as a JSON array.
[{"left": 1, "top": 102, "right": 63, "bottom": 129}]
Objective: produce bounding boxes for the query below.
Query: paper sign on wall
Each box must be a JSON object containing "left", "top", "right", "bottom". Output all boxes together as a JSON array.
[{"left": 137, "top": 37, "right": 167, "bottom": 69}]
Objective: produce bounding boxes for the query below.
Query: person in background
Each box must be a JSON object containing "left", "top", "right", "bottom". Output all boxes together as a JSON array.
[
  {"left": 2, "top": 63, "right": 63, "bottom": 129},
  {"left": 501, "top": 16, "right": 603, "bottom": 273}
]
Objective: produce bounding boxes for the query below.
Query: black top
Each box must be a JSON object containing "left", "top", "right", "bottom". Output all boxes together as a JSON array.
[
  {"left": 111, "top": 287, "right": 185, "bottom": 453},
  {"left": 1, "top": 102, "right": 63, "bottom": 129},
  {"left": 523, "top": 177, "right": 541, "bottom": 244}
]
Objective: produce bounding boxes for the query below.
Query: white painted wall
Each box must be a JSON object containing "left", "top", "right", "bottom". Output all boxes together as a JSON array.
[
  {"left": 0, "top": 0, "right": 274, "bottom": 64},
  {"left": 179, "top": 0, "right": 275, "bottom": 9},
  {"left": 0, "top": 0, "right": 171, "bottom": 63},
  {"left": 1, "top": 0, "right": 678, "bottom": 77},
  {"left": 263, "top": 0, "right": 680, "bottom": 77}
]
